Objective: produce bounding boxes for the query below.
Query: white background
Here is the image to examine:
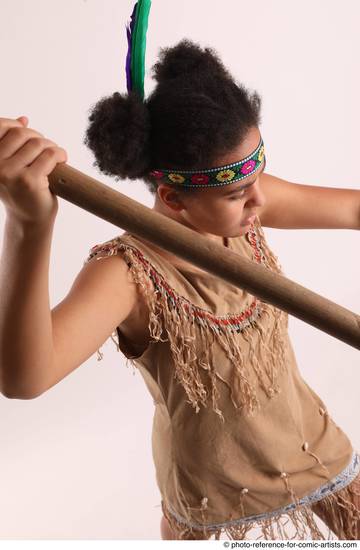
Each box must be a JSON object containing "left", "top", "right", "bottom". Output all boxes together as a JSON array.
[{"left": 0, "top": 0, "right": 359, "bottom": 540}]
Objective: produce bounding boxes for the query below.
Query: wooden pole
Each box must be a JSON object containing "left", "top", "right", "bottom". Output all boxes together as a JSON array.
[{"left": 48, "top": 163, "right": 360, "bottom": 351}]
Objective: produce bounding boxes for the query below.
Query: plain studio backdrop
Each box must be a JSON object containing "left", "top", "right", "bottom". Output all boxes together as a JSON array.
[{"left": 0, "top": 0, "right": 359, "bottom": 541}]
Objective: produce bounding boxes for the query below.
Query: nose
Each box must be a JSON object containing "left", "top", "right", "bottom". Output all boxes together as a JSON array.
[{"left": 245, "top": 180, "right": 266, "bottom": 210}]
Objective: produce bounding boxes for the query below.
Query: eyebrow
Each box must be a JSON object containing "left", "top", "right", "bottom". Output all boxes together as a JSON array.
[{"left": 222, "top": 159, "right": 266, "bottom": 196}]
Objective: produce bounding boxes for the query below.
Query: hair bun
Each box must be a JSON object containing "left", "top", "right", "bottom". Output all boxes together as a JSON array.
[
  {"left": 151, "top": 38, "right": 233, "bottom": 85},
  {"left": 83, "top": 90, "right": 151, "bottom": 181}
]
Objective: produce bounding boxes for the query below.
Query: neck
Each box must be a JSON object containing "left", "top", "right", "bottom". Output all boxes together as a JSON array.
[{"left": 152, "top": 198, "right": 225, "bottom": 245}]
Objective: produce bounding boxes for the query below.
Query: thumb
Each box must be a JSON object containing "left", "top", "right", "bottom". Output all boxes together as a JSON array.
[{"left": 17, "top": 115, "right": 28, "bottom": 126}]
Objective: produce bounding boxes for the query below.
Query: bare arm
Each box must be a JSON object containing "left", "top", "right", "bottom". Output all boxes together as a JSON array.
[
  {"left": 0, "top": 116, "right": 140, "bottom": 400},
  {"left": 0, "top": 215, "right": 138, "bottom": 399},
  {"left": 0, "top": 216, "right": 55, "bottom": 398},
  {"left": 258, "top": 172, "right": 360, "bottom": 230}
]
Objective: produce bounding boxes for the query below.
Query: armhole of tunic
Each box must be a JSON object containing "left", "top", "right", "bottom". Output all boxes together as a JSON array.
[
  {"left": 83, "top": 236, "right": 164, "bottom": 367},
  {"left": 115, "top": 325, "right": 150, "bottom": 360}
]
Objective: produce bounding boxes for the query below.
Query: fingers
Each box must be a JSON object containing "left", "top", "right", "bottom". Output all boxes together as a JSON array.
[
  {"left": 24, "top": 146, "right": 68, "bottom": 184},
  {"left": 0, "top": 117, "right": 37, "bottom": 142},
  {"left": 0, "top": 117, "right": 68, "bottom": 184},
  {"left": 17, "top": 116, "right": 28, "bottom": 126},
  {"left": 5, "top": 136, "right": 64, "bottom": 170},
  {"left": 0, "top": 127, "right": 47, "bottom": 162},
  {"left": 0, "top": 117, "right": 66, "bottom": 225}
]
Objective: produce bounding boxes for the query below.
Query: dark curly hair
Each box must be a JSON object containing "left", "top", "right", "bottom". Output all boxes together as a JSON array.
[{"left": 83, "top": 38, "right": 262, "bottom": 196}]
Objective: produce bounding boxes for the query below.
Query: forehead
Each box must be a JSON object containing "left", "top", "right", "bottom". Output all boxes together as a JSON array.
[
  {"left": 220, "top": 158, "right": 266, "bottom": 195},
  {"left": 204, "top": 127, "right": 264, "bottom": 195},
  {"left": 202, "top": 157, "right": 265, "bottom": 200}
]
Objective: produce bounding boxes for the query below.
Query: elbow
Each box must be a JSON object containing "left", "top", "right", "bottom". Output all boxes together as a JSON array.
[
  {"left": 0, "top": 367, "right": 45, "bottom": 400},
  {"left": 1, "top": 388, "right": 41, "bottom": 400},
  {"left": 1, "top": 378, "right": 43, "bottom": 400}
]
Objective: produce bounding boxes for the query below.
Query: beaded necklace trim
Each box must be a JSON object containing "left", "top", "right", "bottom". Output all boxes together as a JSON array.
[{"left": 86, "top": 216, "right": 271, "bottom": 326}]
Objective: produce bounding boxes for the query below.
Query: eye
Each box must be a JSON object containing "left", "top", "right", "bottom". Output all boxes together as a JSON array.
[{"left": 228, "top": 190, "right": 246, "bottom": 201}]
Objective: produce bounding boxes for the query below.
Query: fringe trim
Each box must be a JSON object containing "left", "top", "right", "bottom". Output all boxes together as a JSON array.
[
  {"left": 84, "top": 219, "right": 290, "bottom": 422},
  {"left": 161, "top": 463, "right": 360, "bottom": 540}
]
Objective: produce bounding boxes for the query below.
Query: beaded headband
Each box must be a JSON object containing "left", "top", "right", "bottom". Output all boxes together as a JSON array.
[
  {"left": 125, "top": 0, "right": 266, "bottom": 190},
  {"left": 148, "top": 137, "right": 265, "bottom": 189}
]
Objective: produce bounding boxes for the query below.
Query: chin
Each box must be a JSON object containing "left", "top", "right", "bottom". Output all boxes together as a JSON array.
[
  {"left": 227, "top": 229, "right": 245, "bottom": 238},
  {"left": 236, "top": 225, "right": 252, "bottom": 236}
]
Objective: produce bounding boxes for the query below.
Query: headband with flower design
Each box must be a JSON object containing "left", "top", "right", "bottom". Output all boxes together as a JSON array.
[{"left": 149, "top": 137, "right": 265, "bottom": 189}]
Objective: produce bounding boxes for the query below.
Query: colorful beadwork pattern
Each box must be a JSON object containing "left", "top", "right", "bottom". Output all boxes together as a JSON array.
[
  {"left": 86, "top": 217, "right": 273, "bottom": 333},
  {"left": 148, "top": 137, "right": 265, "bottom": 189}
]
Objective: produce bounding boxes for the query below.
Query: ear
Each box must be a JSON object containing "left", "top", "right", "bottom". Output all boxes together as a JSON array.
[{"left": 157, "top": 184, "right": 185, "bottom": 211}]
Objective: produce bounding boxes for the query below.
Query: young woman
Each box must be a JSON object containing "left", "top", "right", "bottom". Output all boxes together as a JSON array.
[{"left": 0, "top": 39, "right": 359, "bottom": 540}]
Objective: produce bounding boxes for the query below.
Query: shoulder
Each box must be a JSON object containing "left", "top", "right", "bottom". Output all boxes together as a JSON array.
[
  {"left": 82, "top": 238, "right": 142, "bottom": 319},
  {"left": 83, "top": 236, "right": 156, "bottom": 322}
]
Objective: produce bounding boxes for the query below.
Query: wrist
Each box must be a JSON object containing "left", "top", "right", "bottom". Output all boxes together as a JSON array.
[{"left": 5, "top": 212, "right": 56, "bottom": 240}]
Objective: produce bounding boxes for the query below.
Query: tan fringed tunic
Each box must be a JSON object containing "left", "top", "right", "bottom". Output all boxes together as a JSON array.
[{"left": 84, "top": 215, "right": 360, "bottom": 540}]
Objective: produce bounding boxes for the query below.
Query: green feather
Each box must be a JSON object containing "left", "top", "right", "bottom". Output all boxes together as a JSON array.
[{"left": 131, "top": 0, "right": 152, "bottom": 101}]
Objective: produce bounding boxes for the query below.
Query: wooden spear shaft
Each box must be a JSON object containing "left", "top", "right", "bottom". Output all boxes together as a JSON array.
[{"left": 48, "top": 163, "right": 360, "bottom": 351}]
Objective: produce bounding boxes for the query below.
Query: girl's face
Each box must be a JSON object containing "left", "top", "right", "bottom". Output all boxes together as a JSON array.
[{"left": 154, "top": 126, "right": 267, "bottom": 240}]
